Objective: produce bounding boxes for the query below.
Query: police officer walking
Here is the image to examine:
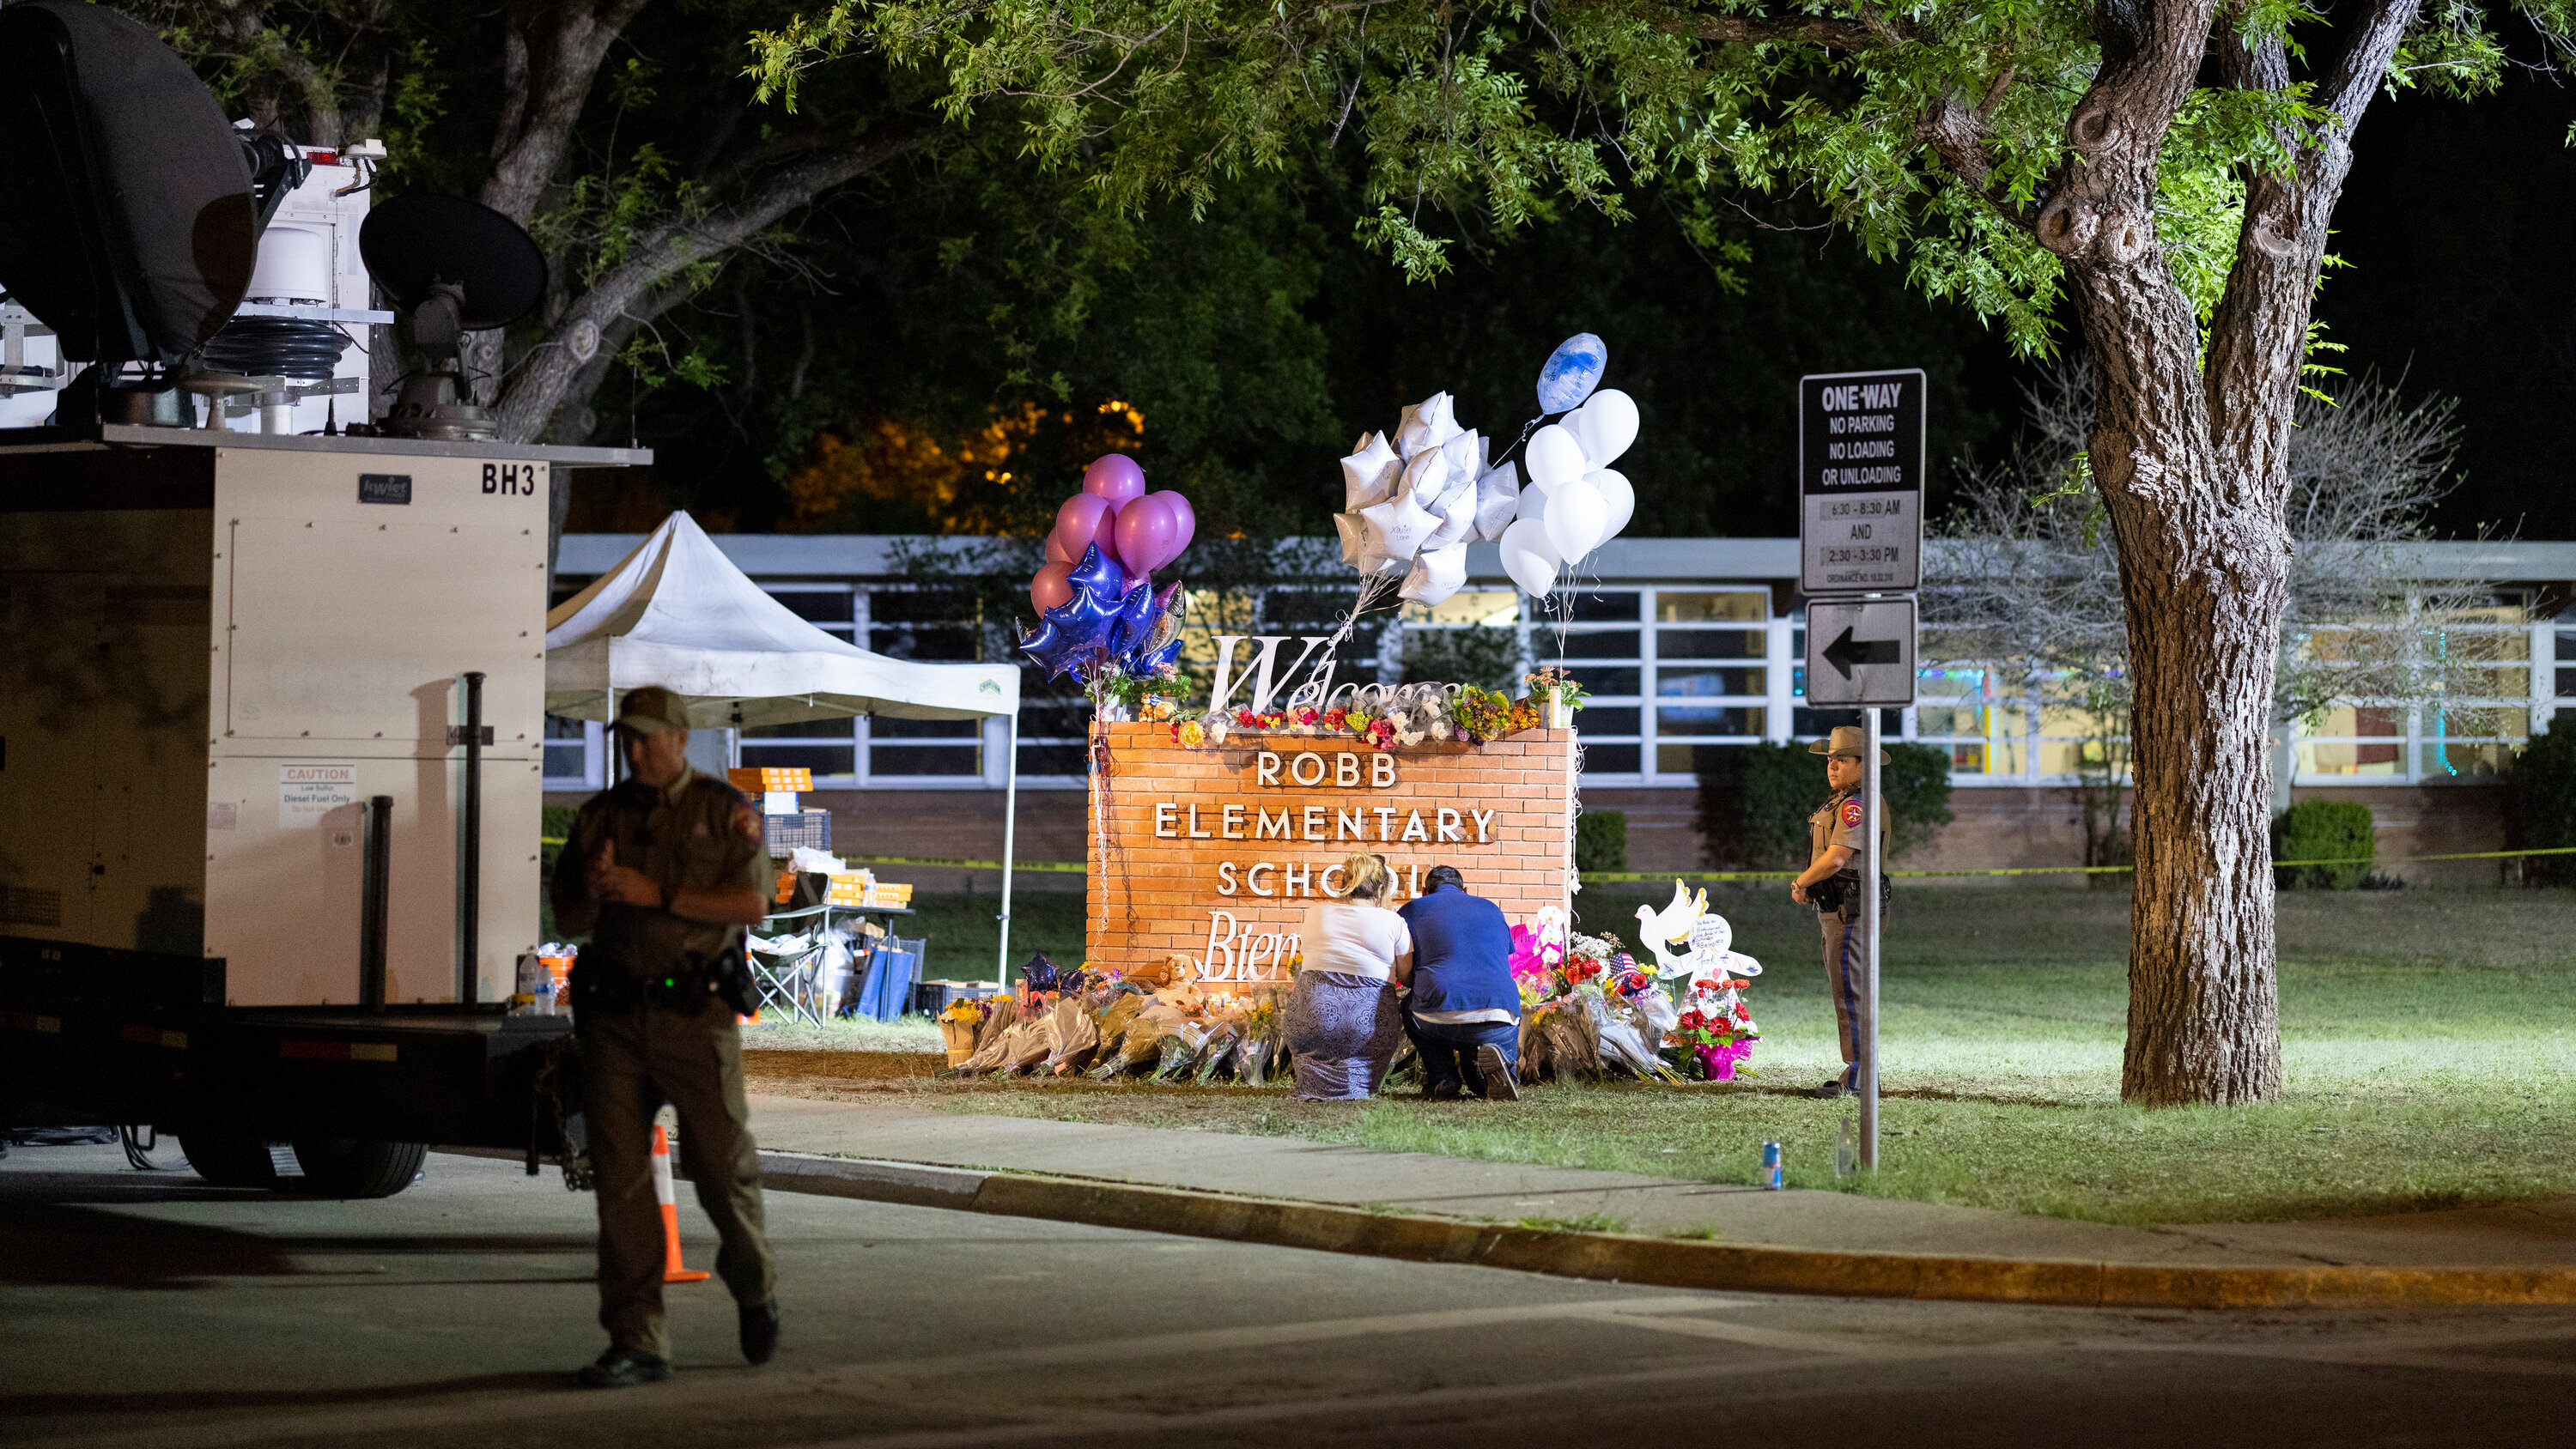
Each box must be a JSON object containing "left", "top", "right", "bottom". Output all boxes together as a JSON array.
[
  {"left": 550, "top": 686, "right": 781, "bottom": 1387},
  {"left": 1788, "top": 724, "right": 1889, "bottom": 1100}
]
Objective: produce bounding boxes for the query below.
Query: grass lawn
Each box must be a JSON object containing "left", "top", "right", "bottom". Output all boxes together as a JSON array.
[{"left": 744, "top": 884, "right": 2576, "bottom": 1228}]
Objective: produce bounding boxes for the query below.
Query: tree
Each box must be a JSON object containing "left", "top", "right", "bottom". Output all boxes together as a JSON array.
[
  {"left": 1930, "top": 366, "right": 2500, "bottom": 878},
  {"left": 750, "top": 0, "right": 2568, "bottom": 1105},
  {"left": 149, "top": 0, "right": 936, "bottom": 564}
]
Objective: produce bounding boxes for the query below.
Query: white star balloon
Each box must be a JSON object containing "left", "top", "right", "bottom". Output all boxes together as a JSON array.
[
  {"left": 1399, "top": 541, "right": 1470, "bottom": 606},
  {"left": 1333, "top": 511, "right": 1367, "bottom": 566},
  {"left": 1472, "top": 462, "right": 1522, "bottom": 542},
  {"left": 1360, "top": 487, "right": 1443, "bottom": 565},
  {"left": 1340, "top": 432, "right": 1401, "bottom": 511}
]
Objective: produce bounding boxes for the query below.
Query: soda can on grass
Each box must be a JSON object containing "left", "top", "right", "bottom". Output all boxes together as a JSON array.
[{"left": 1760, "top": 1141, "right": 1783, "bottom": 1191}]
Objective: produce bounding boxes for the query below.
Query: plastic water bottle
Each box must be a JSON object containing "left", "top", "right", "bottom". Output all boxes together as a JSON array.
[
  {"left": 1836, "top": 1114, "right": 1856, "bottom": 1180},
  {"left": 1760, "top": 1141, "right": 1783, "bottom": 1190}
]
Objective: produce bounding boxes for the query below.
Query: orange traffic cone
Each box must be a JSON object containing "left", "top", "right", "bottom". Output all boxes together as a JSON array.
[{"left": 652, "top": 1124, "right": 712, "bottom": 1283}]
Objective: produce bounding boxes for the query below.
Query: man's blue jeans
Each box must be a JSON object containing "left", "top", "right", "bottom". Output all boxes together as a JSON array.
[{"left": 1404, "top": 1012, "right": 1519, "bottom": 1097}]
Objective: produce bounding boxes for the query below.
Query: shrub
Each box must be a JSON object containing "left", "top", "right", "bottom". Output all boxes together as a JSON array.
[
  {"left": 1575, "top": 811, "right": 1628, "bottom": 874},
  {"left": 2273, "top": 800, "right": 2376, "bottom": 889},
  {"left": 1696, "top": 739, "right": 1955, "bottom": 868},
  {"left": 2508, "top": 725, "right": 2576, "bottom": 887}
]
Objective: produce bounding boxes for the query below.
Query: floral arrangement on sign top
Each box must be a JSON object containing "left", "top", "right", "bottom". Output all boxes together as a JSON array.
[{"left": 1169, "top": 684, "right": 1555, "bottom": 751}]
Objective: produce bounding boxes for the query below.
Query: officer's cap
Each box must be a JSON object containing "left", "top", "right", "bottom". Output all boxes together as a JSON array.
[
  {"left": 612, "top": 686, "right": 691, "bottom": 737},
  {"left": 1807, "top": 724, "right": 1888, "bottom": 763}
]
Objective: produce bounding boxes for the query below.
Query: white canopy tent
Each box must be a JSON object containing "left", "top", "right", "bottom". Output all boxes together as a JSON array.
[{"left": 546, "top": 512, "right": 1027, "bottom": 979}]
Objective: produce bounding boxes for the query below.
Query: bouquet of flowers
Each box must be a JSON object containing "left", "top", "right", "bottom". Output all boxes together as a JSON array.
[
  {"left": 1668, "top": 969, "right": 1760, "bottom": 1082},
  {"left": 1234, "top": 997, "right": 1281, "bottom": 1088},
  {"left": 1523, "top": 665, "right": 1590, "bottom": 715},
  {"left": 1449, "top": 685, "right": 1516, "bottom": 745},
  {"left": 1194, "top": 1018, "right": 1243, "bottom": 1085}
]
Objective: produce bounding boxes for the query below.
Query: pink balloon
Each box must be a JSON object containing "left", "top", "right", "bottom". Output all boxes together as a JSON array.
[
  {"left": 1050, "top": 493, "right": 1119, "bottom": 562},
  {"left": 1114, "top": 491, "right": 1192, "bottom": 578},
  {"left": 1082, "top": 453, "right": 1148, "bottom": 508},
  {"left": 1044, "top": 530, "right": 1077, "bottom": 565},
  {"left": 1164, "top": 493, "right": 1195, "bottom": 552},
  {"left": 1030, "top": 561, "right": 1077, "bottom": 615}
]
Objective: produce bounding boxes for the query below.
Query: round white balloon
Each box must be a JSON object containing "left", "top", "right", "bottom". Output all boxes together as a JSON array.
[
  {"left": 1498, "top": 518, "right": 1559, "bottom": 598},
  {"left": 1514, "top": 481, "right": 1551, "bottom": 524},
  {"left": 1588, "top": 468, "right": 1635, "bottom": 543},
  {"left": 1569, "top": 389, "right": 1639, "bottom": 467},
  {"left": 1544, "top": 477, "right": 1609, "bottom": 561},
  {"left": 1524, "top": 424, "right": 1589, "bottom": 489}
]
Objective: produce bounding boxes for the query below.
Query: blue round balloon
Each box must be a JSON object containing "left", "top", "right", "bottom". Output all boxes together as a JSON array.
[{"left": 1536, "top": 332, "right": 1607, "bottom": 415}]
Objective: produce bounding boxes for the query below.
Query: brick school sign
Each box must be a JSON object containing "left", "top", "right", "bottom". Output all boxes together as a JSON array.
[{"left": 1084, "top": 722, "right": 1578, "bottom": 989}]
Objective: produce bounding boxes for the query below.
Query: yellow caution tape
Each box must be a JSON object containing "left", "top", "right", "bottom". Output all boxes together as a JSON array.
[{"left": 540, "top": 840, "right": 2576, "bottom": 881}]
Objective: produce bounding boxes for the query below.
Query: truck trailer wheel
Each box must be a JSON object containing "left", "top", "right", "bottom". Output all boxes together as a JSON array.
[
  {"left": 178, "top": 1131, "right": 277, "bottom": 1189},
  {"left": 290, "top": 1138, "right": 428, "bottom": 1198}
]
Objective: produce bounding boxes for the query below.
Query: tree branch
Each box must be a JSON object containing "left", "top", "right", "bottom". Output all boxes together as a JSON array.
[
  {"left": 494, "top": 122, "right": 931, "bottom": 446},
  {"left": 1646, "top": 8, "right": 1907, "bottom": 50},
  {"left": 484, "top": 0, "right": 654, "bottom": 226}
]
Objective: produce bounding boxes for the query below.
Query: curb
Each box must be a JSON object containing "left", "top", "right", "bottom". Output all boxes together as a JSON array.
[{"left": 744, "top": 1150, "right": 2576, "bottom": 1311}]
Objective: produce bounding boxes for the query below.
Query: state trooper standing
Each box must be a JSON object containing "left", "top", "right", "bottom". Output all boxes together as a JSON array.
[
  {"left": 1788, "top": 724, "right": 1889, "bottom": 1100},
  {"left": 550, "top": 686, "right": 781, "bottom": 1387}
]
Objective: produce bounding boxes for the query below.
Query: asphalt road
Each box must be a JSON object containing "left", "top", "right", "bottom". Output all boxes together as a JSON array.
[{"left": 3, "top": 1143, "right": 2571, "bottom": 1449}]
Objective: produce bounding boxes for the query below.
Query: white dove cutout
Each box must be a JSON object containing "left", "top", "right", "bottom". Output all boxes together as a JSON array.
[
  {"left": 1340, "top": 433, "right": 1401, "bottom": 511},
  {"left": 1632, "top": 879, "right": 1743, "bottom": 979},
  {"left": 1360, "top": 488, "right": 1443, "bottom": 566}
]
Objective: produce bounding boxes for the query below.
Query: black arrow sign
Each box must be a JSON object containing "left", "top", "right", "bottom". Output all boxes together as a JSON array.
[{"left": 1822, "top": 626, "right": 1901, "bottom": 680}]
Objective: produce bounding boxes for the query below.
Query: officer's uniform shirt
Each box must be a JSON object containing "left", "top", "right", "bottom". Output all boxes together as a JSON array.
[
  {"left": 550, "top": 765, "right": 769, "bottom": 980},
  {"left": 1806, "top": 787, "right": 1888, "bottom": 882}
]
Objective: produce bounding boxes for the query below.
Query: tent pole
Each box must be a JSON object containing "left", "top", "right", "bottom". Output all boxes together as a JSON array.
[{"left": 997, "top": 713, "right": 1018, "bottom": 987}]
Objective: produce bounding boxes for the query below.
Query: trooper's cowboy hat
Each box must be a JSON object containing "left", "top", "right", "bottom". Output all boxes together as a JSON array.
[
  {"left": 1807, "top": 724, "right": 1889, "bottom": 763},
  {"left": 611, "top": 685, "right": 690, "bottom": 737}
]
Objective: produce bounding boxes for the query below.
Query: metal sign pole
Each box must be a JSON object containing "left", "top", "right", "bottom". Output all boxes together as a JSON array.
[{"left": 1860, "top": 700, "right": 1882, "bottom": 1171}]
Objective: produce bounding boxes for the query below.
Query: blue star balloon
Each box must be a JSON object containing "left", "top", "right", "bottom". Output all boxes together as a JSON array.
[
  {"left": 1066, "top": 542, "right": 1127, "bottom": 609},
  {"left": 1108, "top": 580, "right": 1159, "bottom": 659},
  {"left": 1536, "top": 332, "right": 1607, "bottom": 415},
  {"left": 1020, "top": 546, "right": 1126, "bottom": 680}
]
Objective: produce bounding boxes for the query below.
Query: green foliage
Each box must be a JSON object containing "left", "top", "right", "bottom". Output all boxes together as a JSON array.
[
  {"left": 2273, "top": 800, "right": 2377, "bottom": 890},
  {"left": 1575, "top": 811, "right": 1628, "bottom": 875},
  {"left": 1698, "top": 740, "right": 1953, "bottom": 869},
  {"left": 2509, "top": 727, "right": 2576, "bottom": 887},
  {"left": 1697, "top": 743, "right": 1814, "bottom": 870},
  {"left": 1881, "top": 743, "right": 1958, "bottom": 861},
  {"left": 742, "top": 0, "right": 2531, "bottom": 360}
]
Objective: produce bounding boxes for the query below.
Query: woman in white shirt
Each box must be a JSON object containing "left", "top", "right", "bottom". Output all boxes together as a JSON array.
[{"left": 1284, "top": 853, "right": 1414, "bottom": 1100}]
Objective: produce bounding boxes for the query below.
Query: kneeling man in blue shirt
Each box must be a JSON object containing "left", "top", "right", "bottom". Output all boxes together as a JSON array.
[{"left": 1397, "top": 865, "right": 1521, "bottom": 1100}]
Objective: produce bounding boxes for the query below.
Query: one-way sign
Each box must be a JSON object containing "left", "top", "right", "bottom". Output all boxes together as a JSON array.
[
  {"left": 1804, "top": 598, "right": 1917, "bottom": 706},
  {"left": 1798, "top": 367, "right": 1925, "bottom": 594}
]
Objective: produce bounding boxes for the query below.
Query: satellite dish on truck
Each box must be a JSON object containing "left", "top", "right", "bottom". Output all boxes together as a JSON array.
[
  {"left": 0, "top": 1, "right": 257, "bottom": 421},
  {"left": 361, "top": 194, "right": 547, "bottom": 441}
]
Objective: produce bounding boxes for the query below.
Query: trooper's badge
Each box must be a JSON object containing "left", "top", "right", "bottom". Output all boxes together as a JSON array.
[
  {"left": 1839, "top": 798, "right": 1864, "bottom": 829},
  {"left": 733, "top": 803, "right": 764, "bottom": 840}
]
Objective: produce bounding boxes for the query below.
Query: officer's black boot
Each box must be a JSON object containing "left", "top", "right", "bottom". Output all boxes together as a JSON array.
[
  {"left": 574, "top": 1348, "right": 672, "bottom": 1389},
  {"left": 739, "top": 1299, "right": 781, "bottom": 1366}
]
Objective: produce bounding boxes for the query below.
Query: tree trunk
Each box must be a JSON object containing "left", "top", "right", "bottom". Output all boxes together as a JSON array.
[{"left": 2020, "top": 0, "right": 2421, "bottom": 1104}]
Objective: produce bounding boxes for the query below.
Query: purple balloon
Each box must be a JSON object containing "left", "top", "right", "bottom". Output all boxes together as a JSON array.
[
  {"left": 1164, "top": 493, "right": 1196, "bottom": 554},
  {"left": 1082, "top": 453, "right": 1148, "bottom": 508},
  {"left": 1115, "top": 491, "right": 1194, "bottom": 577},
  {"left": 1050, "top": 493, "right": 1119, "bottom": 563}
]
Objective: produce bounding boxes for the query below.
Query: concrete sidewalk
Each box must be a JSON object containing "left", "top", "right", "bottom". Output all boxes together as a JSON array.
[{"left": 745, "top": 1094, "right": 2576, "bottom": 1272}]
